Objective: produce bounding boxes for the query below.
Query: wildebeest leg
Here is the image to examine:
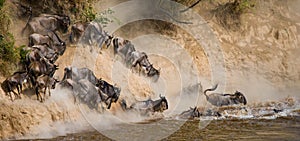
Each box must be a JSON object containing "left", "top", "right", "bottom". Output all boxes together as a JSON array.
[
  {"left": 16, "top": 85, "right": 21, "bottom": 99},
  {"left": 104, "top": 97, "right": 113, "bottom": 109},
  {"left": 107, "top": 99, "right": 112, "bottom": 109},
  {"left": 131, "top": 60, "right": 138, "bottom": 73},
  {"left": 8, "top": 92, "right": 14, "bottom": 102},
  {"left": 48, "top": 86, "right": 51, "bottom": 96},
  {"left": 43, "top": 86, "right": 47, "bottom": 102},
  {"left": 19, "top": 84, "right": 23, "bottom": 96},
  {"left": 35, "top": 86, "right": 42, "bottom": 102},
  {"left": 10, "top": 89, "right": 19, "bottom": 101}
]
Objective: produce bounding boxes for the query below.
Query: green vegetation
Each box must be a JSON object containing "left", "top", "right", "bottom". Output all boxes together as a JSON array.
[
  {"left": 0, "top": 0, "right": 26, "bottom": 76},
  {"left": 95, "top": 9, "right": 116, "bottom": 27},
  {"left": 0, "top": 33, "right": 21, "bottom": 76},
  {"left": 236, "top": 0, "right": 255, "bottom": 13},
  {"left": 83, "top": 5, "right": 96, "bottom": 22},
  {"left": 0, "top": 0, "right": 4, "bottom": 9}
]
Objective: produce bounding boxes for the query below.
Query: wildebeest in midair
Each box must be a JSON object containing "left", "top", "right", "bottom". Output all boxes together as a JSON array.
[
  {"left": 112, "top": 38, "right": 160, "bottom": 79},
  {"left": 98, "top": 78, "right": 121, "bottom": 109},
  {"left": 69, "top": 21, "right": 113, "bottom": 49},
  {"left": 203, "top": 84, "right": 247, "bottom": 107},
  {"left": 61, "top": 66, "right": 99, "bottom": 86},
  {"left": 61, "top": 79, "right": 103, "bottom": 110},
  {"left": 112, "top": 37, "right": 136, "bottom": 61}
]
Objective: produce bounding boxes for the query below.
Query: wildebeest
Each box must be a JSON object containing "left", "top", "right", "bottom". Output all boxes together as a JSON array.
[
  {"left": 62, "top": 79, "right": 103, "bottom": 110},
  {"left": 178, "top": 107, "right": 200, "bottom": 119},
  {"left": 28, "top": 58, "right": 58, "bottom": 85},
  {"left": 35, "top": 74, "right": 59, "bottom": 102},
  {"left": 121, "top": 95, "right": 168, "bottom": 114},
  {"left": 28, "top": 31, "right": 66, "bottom": 55},
  {"left": 113, "top": 39, "right": 160, "bottom": 79},
  {"left": 1, "top": 71, "right": 29, "bottom": 101},
  {"left": 98, "top": 78, "right": 121, "bottom": 109},
  {"left": 61, "top": 66, "right": 99, "bottom": 86},
  {"left": 204, "top": 84, "right": 247, "bottom": 107},
  {"left": 178, "top": 106, "right": 221, "bottom": 119},
  {"left": 26, "top": 45, "right": 59, "bottom": 64},
  {"left": 70, "top": 22, "right": 113, "bottom": 49},
  {"left": 28, "top": 33, "right": 51, "bottom": 47},
  {"left": 130, "top": 51, "right": 160, "bottom": 79},
  {"left": 112, "top": 37, "right": 136, "bottom": 61},
  {"left": 23, "top": 14, "right": 70, "bottom": 35},
  {"left": 129, "top": 51, "right": 148, "bottom": 72}
]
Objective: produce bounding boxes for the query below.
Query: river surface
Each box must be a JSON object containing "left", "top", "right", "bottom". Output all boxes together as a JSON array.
[{"left": 29, "top": 116, "right": 300, "bottom": 141}]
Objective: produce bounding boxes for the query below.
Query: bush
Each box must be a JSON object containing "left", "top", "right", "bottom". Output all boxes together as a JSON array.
[
  {"left": 0, "top": 33, "right": 20, "bottom": 76},
  {"left": 0, "top": 0, "right": 27, "bottom": 76},
  {"left": 94, "top": 9, "right": 116, "bottom": 27},
  {"left": 0, "top": 0, "right": 4, "bottom": 9}
]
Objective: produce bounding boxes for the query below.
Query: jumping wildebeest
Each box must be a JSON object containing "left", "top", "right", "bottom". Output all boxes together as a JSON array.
[
  {"left": 61, "top": 66, "right": 99, "bottom": 86},
  {"left": 98, "top": 78, "right": 121, "bottom": 109},
  {"left": 129, "top": 51, "right": 160, "bottom": 78},
  {"left": 204, "top": 84, "right": 247, "bottom": 107},
  {"left": 70, "top": 22, "right": 113, "bottom": 49},
  {"left": 112, "top": 37, "right": 136, "bottom": 60},
  {"left": 129, "top": 51, "right": 148, "bottom": 72},
  {"left": 63, "top": 79, "right": 103, "bottom": 110},
  {"left": 1, "top": 71, "right": 29, "bottom": 101},
  {"left": 113, "top": 39, "right": 160, "bottom": 78},
  {"left": 35, "top": 74, "right": 59, "bottom": 102},
  {"left": 23, "top": 14, "right": 70, "bottom": 35},
  {"left": 121, "top": 95, "right": 168, "bottom": 114}
]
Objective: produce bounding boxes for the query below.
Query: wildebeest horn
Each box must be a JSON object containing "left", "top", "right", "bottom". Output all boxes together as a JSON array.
[{"left": 159, "top": 94, "right": 162, "bottom": 98}]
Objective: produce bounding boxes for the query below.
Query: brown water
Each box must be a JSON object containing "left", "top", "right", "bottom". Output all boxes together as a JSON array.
[{"left": 30, "top": 116, "right": 300, "bottom": 141}]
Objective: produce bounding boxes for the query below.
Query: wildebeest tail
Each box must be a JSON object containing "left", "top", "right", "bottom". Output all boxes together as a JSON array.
[{"left": 204, "top": 84, "right": 218, "bottom": 95}]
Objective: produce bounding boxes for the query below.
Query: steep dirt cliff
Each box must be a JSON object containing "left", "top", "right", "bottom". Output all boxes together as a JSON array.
[{"left": 0, "top": 0, "right": 299, "bottom": 139}]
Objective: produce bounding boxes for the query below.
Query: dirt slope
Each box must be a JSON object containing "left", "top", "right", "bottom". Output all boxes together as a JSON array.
[{"left": 0, "top": 0, "right": 300, "bottom": 139}]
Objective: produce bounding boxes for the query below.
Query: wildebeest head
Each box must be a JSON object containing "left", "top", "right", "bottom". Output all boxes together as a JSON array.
[
  {"left": 103, "top": 32, "right": 113, "bottom": 48},
  {"left": 50, "top": 78, "right": 60, "bottom": 89},
  {"left": 147, "top": 64, "right": 160, "bottom": 78},
  {"left": 233, "top": 91, "right": 247, "bottom": 105},
  {"left": 57, "top": 15, "right": 70, "bottom": 33},
  {"left": 156, "top": 94, "right": 168, "bottom": 112}
]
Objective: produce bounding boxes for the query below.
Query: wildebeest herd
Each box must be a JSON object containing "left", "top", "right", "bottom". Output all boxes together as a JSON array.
[{"left": 1, "top": 12, "right": 247, "bottom": 118}]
